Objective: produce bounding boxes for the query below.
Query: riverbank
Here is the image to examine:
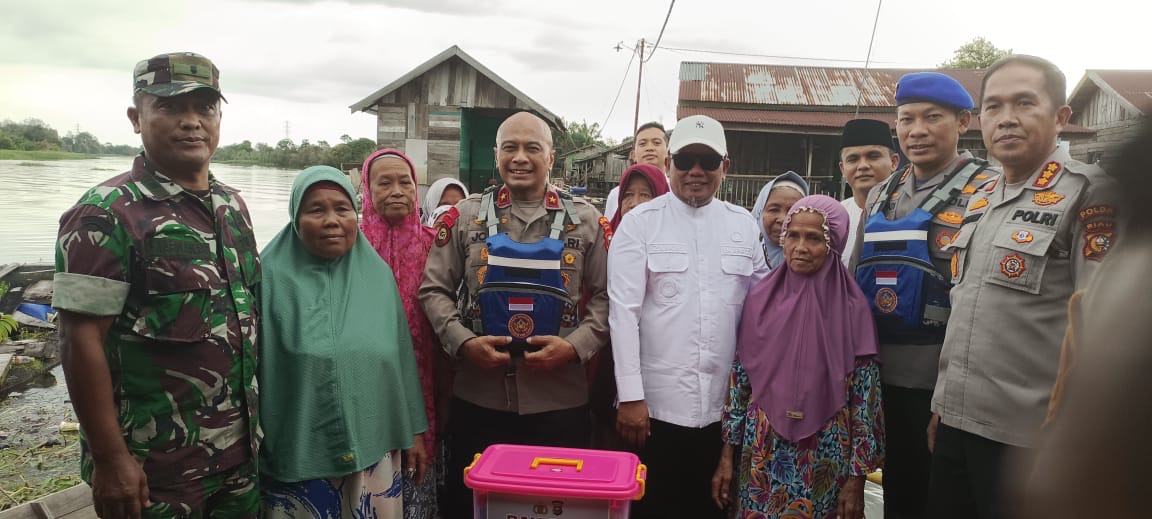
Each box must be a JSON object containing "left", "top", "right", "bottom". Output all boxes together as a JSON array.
[
  {"left": 0, "top": 366, "right": 80, "bottom": 510},
  {"left": 0, "top": 151, "right": 103, "bottom": 161}
]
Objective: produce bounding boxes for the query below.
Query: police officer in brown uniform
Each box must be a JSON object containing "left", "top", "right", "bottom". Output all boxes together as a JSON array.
[
  {"left": 929, "top": 55, "right": 1121, "bottom": 519},
  {"left": 851, "top": 72, "right": 995, "bottom": 519},
  {"left": 418, "top": 111, "right": 610, "bottom": 517}
]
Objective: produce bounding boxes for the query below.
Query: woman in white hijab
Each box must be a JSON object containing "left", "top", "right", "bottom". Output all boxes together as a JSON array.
[
  {"left": 750, "top": 171, "right": 809, "bottom": 270},
  {"left": 421, "top": 178, "right": 469, "bottom": 226}
]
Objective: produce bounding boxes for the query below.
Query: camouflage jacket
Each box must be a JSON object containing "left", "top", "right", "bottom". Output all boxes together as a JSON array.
[{"left": 53, "top": 154, "right": 261, "bottom": 486}]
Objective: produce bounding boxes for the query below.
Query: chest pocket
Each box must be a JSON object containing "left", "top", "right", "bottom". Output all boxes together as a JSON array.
[
  {"left": 647, "top": 243, "right": 689, "bottom": 304},
  {"left": 984, "top": 227, "right": 1057, "bottom": 294},
  {"left": 719, "top": 245, "right": 754, "bottom": 304},
  {"left": 133, "top": 252, "right": 216, "bottom": 343}
]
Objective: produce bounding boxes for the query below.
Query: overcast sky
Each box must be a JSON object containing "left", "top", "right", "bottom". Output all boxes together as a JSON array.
[{"left": 2, "top": 0, "right": 1147, "bottom": 149}]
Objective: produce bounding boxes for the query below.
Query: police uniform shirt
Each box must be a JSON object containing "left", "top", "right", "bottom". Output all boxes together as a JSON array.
[
  {"left": 418, "top": 187, "right": 609, "bottom": 415},
  {"left": 609, "top": 193, "right": 770, "bottom": 428},
  {"left": 853, "top": 151, "right": 994, "bottom": 390},
  {"left": 934, "top": 147, "right": 1120, "bottom": 447}
]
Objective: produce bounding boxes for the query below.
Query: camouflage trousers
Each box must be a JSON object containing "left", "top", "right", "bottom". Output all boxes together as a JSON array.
[{"left": 144, "top": 460, "right": 258, "bottom": 519}]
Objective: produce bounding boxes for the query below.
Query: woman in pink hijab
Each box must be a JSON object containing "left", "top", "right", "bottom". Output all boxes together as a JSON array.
[
  {"left": 359, "top": 149, "right": 443, "bottom": 519},
  {"left": 711, "top": 195, "right": 883, "bottom": 519}
]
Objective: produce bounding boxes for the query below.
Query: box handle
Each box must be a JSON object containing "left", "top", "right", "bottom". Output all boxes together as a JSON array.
[
  {"left": 530, "top": 457, "right": 583, "bottom": 472},
  {"left": 463, "top": 453, "right": 482, "bottom": 478},
  {"left": 635, "top": 464, "right": 647, "bottom": 500}
]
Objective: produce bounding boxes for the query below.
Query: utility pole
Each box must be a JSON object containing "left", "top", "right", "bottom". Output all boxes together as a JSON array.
[{"left": 633, "top": 38, "right": 645, "bottom": 136}]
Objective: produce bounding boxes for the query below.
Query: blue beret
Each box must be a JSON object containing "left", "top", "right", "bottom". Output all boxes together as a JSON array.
[{"left": 895, "top": 72, "right": 974, "bottom": 111}]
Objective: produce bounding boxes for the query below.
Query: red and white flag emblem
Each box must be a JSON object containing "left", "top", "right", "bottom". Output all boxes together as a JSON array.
[
  {"left": 508, "top": 297, "right": 535, "bottom": 312},
  {"left": 876, "top": 271, "right": 898, "bottom": 286}
]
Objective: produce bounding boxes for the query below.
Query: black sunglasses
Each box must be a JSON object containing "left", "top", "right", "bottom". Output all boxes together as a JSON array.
[{"left": 672, "top": 153, "right": 723, "bottom": 171}]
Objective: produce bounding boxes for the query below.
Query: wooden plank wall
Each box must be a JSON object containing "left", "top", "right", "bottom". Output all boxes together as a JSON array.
[
  {"left": 368, "top": 55, "right": 543, "bottom": 184},
  {"left": 1074, "top": 88, "right": 1139, "bottom": 128}
]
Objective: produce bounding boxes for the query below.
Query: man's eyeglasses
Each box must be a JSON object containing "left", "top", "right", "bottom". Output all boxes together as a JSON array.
[{"left": 672, "top": 153, "right": 723, "bottom": 171}]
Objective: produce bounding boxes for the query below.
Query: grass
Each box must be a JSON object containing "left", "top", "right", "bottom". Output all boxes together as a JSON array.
[
  {"left": 0, "top": 436, "right": 81, "bottom": 510},
  {"left": 0, "top": 150, "right": 99, "bottom": 161}
]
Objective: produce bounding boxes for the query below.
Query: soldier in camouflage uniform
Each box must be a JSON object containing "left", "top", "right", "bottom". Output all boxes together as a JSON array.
[{"left": 52, "top": 52, "right": 261, "bottom": 519}]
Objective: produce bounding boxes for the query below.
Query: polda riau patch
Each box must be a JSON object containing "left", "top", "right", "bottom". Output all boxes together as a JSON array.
[
  {"left": 875, "top": 287, "right": 898, "bottom": 314},
  {"left": 1083, "top": 220, "right": 1115, "bottom": 261},
  {"left": 1000, "top": 253, "right": 1026, "bottom": 278}
]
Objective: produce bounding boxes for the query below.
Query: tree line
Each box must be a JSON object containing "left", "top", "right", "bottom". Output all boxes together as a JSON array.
[
  {"left": 0, "top": 118, "right": 377, "bottom": 170},
  {"left": 0, "top": 118, "right": 138, "bottom": 155}
]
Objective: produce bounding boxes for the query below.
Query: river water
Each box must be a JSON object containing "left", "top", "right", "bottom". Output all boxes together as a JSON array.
[{"left": 0, "top": 157, "right": 298, "bottom": 265}]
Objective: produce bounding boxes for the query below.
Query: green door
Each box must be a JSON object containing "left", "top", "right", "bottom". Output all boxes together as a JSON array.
[{"left": 459, "top": 109, "right": 504, "bottom": 193}]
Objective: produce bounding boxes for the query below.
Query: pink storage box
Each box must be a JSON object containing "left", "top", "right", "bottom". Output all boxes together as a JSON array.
[{"left": 464, "top": 444, "right": 647, "bottom": 519}]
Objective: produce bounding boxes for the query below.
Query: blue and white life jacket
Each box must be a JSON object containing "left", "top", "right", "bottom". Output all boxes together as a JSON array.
[
  {"left": 855, "top": 159, "right": 988, "bottom": 344},
  {"left": 475, "top": 187, "right": 579, "bottom": 352}
]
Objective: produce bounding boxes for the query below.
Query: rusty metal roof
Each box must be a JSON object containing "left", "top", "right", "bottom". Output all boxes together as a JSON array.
[
  {"left": 678, "top": 62, "right": 986, "bottom": 108},
  {"left": 678, "top": 107, "right": 1096, "bottom": 136},
  {"left": 1069, "top": 70, "right": 1152, "bottom": 115}
]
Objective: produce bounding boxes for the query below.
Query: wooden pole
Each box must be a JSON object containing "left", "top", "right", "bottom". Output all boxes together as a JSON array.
[{"left": 634, "top": 38, "right": 645, "bottom": 136}]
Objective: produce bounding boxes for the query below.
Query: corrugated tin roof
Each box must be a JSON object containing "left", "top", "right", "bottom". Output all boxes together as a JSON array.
[
  {"left": 678, "top": 62, "right": 986, "bottom": 108},
  {"left": 678, "top": 107, "right": 1096, "bottom": 136},
  {"left": 1069, "top": 70, "right": 1152, "bottom": 115}
]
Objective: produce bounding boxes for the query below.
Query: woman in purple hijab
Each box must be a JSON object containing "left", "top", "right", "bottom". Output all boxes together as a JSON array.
[{"left": 711, "top": 195, "right": 883, "bottom": 519}]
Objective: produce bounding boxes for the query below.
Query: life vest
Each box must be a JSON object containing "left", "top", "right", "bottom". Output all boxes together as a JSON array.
[
  {"left": 855, "top": 159, "right": 989, "bottom": 344},
  {"left": 474, "top": 186, "right": 580, "bottom": 354}
]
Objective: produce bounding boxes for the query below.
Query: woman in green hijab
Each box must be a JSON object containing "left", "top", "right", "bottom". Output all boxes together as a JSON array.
[{"left": 259, "top": 166, "right": 428, "bottom": 519}]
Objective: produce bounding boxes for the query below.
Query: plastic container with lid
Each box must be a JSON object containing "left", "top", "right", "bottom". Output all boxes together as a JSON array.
[{"left": 464, "top": 444, "right": 646, "bottom": 519}]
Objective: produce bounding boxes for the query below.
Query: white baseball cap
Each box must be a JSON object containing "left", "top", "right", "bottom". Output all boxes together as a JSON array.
[{"left": 668, "top": 115, "right": 728, "bottom": 156}]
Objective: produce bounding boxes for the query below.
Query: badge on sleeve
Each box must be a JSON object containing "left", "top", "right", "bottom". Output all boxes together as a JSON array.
[
  {"left": 598, "top": 216, "right": 614, "bottom": 250},
  {"left": 435, "top": 223, "right": 451, "bottom": 247},
  {"left": 1082, "top": 220, "right": 1116, "bottom": 261},
  {"left": 961, "top": 185, "right": 977, "bottom": 195}
]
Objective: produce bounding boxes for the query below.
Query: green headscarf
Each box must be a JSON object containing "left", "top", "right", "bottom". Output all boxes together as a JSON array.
[{"left": 258, "top": 165, "right": 427, "bottom": 482}]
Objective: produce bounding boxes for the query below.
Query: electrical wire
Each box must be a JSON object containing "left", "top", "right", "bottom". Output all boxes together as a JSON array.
[
  {"left": 853, "top": 0, "right": 885, "bottom": 118},
  {"left": 644, "top": 0, "right": 676, "bottom": 63},
  {"left": 600, "top": 46, "right": 638, "bottom": 136},
  {"left": 657, "top": 44, "right": 902, "bottom": 65}
]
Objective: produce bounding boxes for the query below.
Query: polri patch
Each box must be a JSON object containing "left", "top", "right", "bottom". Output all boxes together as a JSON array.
[{"left": 1000, "top": 254, "right": 1026, "bottom": 278}]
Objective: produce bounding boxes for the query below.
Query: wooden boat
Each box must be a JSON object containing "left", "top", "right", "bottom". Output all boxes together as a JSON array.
[{"left": 0, "top": 484, "right": 92, "bottom": 519}]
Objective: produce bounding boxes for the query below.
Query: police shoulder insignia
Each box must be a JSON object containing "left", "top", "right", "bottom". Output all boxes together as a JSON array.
[
  {"left": 1032, "top": 161, "right": 1062, "bottom": 189},
  {"left": 1000, "top": 254, "right": 1026, "bottom": 278},
  {"left": 961, "top": 185, "right": 977, "bottom": 195},
  {"left": 545, "top": 190, "right": 561, "bottom": 209},
  {"left": 1032, "top": 192, "right": 1065, "bottom": 206},
  {"left": 496, "top": 186, "right": 512, "bottom": 208},
  {"left": 937, "top": 211, "right": 963, "bottom": 225},
  {"left": 598, "top": 216, "right": 614, "bottom": 250},
  {"left": 950, "top": 250, "right": 960, "bottom": 279},
  {"left": 969, "top": 197, "right": 989, "bottom": 211}
]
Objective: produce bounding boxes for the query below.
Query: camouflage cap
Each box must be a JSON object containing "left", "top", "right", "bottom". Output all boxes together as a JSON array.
[{"left": 133, "top": 52, "right": 225, "bottom": 100}]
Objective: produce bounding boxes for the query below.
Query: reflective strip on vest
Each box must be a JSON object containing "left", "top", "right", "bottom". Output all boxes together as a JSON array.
[
  {"left": 487, "top": 255, "right": 563, "bottom": 270},
  {"left": 862, "top": 230, "right": 929, "bottom": 242}
]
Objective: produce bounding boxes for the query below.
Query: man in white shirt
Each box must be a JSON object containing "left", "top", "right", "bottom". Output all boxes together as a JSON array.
[
  {"left": 838, "top": 118, "right": 899, "bottom": 265},
  {"left": 603, "top": 121, "right": 669, "bottom": 221},
  {"left": 609, "top": 115, "right": 770, "bottom": 518}
]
